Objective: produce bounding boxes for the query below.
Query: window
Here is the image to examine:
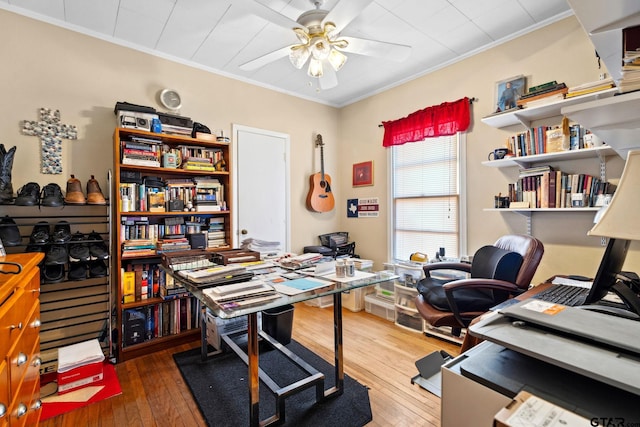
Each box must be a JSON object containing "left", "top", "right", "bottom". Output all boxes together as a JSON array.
[{"left": 390, "top": 133, "right": 466, "bottom": 261}]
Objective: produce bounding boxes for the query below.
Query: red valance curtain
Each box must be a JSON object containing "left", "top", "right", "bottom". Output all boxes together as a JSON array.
[{"left": 382, "top": 97, "right": 470, "bottom": 147}]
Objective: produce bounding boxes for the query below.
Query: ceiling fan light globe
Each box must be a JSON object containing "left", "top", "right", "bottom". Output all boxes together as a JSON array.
[
  {"left": 310, "top": 37, "right": 331, "bottom": 60},
  {"left": 308, "top": 58, "right": 324, "bottom": 78},
  {"left": 289, "top": 46, "right": 310, "bottom": 69},
  {"left": 293, "top": 27, "right": 310, "bottom": 44},
  {"left": 328, "top": 49, "right": 347, "bottom": 71}
]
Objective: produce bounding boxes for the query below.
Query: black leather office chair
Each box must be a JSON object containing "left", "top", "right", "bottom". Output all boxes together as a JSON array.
[{"left": 415, "top": 234, "right": 544, "bottom": 337}]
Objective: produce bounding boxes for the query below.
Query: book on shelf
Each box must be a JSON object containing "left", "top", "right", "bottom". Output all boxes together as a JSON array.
[
  {"left": 147, "top": 190, "right": 165, "bottom": 212},
  {"left": 122, "top": 157, "right": 160, "bottom": 167},
  {"left": 122, "top": 270, "right": 136, "bottom": 303},
  {"left": 516, "top": 86, "right": 568, "bottom": 107}
]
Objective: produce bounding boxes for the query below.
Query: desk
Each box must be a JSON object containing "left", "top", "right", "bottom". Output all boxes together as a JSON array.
[{"left": 171, "top": 269, "right": 398, "bottom": 427}]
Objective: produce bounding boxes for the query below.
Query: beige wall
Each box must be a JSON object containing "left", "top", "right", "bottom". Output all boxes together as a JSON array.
[{"left": 1, "top": 10, "right": 638, "bottom": 285}]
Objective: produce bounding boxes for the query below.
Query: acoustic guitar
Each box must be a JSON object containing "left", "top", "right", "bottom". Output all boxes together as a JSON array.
[{"left": 306, "top": 134, "right": 335, "bottom": 212}]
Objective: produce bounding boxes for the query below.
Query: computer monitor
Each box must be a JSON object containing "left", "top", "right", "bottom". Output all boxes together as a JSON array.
[{"left": 586, "top": 238, "right": 640, "bottom": 316}]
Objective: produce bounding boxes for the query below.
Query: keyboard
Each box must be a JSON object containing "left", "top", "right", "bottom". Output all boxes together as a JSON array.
[{"left": 533, "top": 284, "right": 590, "bottom": 306}]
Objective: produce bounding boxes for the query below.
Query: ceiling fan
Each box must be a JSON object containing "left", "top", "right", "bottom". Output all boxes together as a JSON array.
[{"left": 239, "top": 0, "right": 411, "bottom": 90}]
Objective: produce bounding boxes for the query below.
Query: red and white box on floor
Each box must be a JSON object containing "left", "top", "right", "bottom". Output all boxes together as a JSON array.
[{"left": 57, "top": 339, "right": 105, "bottom": 394}]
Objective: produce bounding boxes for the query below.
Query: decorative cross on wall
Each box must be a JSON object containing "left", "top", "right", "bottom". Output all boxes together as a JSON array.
[{"left": 22, "top": 108, "right": 78, "bottom": 174}]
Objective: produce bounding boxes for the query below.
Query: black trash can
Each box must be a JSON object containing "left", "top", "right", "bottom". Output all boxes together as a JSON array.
[{"left": 261, "top": 304, "right": 294, "bottom": 345}]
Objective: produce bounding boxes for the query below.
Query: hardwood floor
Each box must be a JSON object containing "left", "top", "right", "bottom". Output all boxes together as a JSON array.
[{"left": 39, "top": 301, "right": 461, "bottom": 427}]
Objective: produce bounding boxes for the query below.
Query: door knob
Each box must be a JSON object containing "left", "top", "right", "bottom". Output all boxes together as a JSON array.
[{"left": 241, "top": 229, "right": 248, "bottom": 235}]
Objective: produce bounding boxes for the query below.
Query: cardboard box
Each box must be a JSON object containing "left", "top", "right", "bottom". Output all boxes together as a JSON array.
[
  {"left": 57, "top": 339, "right": 105, "bottom": 394},
  {"left": 57, "top": 361, "right": 104, "bottom": 394},
  {"left": 494, "top": 391, "right": 589, "bottom": 427}
]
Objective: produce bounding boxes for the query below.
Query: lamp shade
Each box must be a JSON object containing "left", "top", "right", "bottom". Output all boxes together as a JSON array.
[{"left": 588, "top": 149, "right": 640, "bottom": 240}]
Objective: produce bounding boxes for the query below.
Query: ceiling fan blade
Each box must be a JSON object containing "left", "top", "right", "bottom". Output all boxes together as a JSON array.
[
  {"left": 236, "top": 0, "right": 300, "bottom": 30},
  {"left": 323, "top": 0, "right": 374, "bottom": 33},
  {"left": 239, "top": 45, "right": 292, "bottom": 71},
  {"left": 339, "top": 36, "right": 411, "bottom": 62},
  {"left": 319, "top": 66, "right": 338, "bottom": 90}
]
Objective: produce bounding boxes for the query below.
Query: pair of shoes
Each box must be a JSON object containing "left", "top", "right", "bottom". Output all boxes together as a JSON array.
[
  {"left": 64, "top": 175, "right": 107, "bottom": 205},
  {"left": 40, "top": 183, "right": 64, "bottom": 207},
  {"left": 0, "top": 216, "right": 21, "bottom": 246},
  {"left": 30, "top": 221, "right": 71, "bottom": 244},
  {"left": 88, "top": 231, "right": 109, "bottom": 260},
  {"left": 15, "top": 182, "right": 40, "bottom": 206}
]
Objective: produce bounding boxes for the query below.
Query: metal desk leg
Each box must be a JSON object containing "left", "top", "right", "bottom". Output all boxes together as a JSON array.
[
  {"left": 325, "top": 292, "right": 344, "bottom": 397},
  {"left": 201, "top": 304, "right": 208, "bottom": 361},
  {"left": 248, "top": 312, "right": 260, "bottom": 427}
]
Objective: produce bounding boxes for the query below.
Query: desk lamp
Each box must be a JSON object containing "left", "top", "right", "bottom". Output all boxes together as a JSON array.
[{"left": 589, "top": 149, "right": 640, "bottom": 240}]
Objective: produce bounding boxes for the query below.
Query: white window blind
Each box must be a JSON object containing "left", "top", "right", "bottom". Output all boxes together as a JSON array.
[{"left": 391, "top": 134, "right": 460, "bottom": 261}]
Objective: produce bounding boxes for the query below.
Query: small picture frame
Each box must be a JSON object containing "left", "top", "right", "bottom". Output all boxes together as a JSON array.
[
  {"left": 495, "top": 75, "right": 526, "bottom": 113},
  {"left": 352, "top": 161, "right": 373, "bottom": 187}
]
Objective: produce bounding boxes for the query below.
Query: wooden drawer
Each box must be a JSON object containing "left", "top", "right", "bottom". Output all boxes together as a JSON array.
[
  {"left": 0, "top": 360, "right": 7, "bottom": 427},
  {"left": 12, "top": 338, "right": 40, "bottom": 427},
  {"left": 8, "top": 307, "right": 39, "bottom": 402},
  {"left": 0, "top": 288, "right": 25, "bottom": 354}
]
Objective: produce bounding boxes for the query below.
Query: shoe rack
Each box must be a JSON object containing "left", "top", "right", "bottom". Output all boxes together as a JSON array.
[{"left": 0, "top": 173, "right": 114, "bottom": 375}]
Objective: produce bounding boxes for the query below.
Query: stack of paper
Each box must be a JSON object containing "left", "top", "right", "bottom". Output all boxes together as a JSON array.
[
  {"left": 203, "top": 280, "right": 280, "bottom": 309},
  {"left": 58, "top": 339, "right": 105, "bottom": 373}
]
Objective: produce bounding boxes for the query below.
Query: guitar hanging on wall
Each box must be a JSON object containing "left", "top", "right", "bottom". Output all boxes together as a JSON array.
[{"left": 306, "top": 134, "right": 335, "bottom": 212}]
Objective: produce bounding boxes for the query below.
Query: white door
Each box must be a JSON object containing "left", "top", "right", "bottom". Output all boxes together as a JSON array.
[{"left": 232, "top": 125, "right": 290, "bottom": 252}]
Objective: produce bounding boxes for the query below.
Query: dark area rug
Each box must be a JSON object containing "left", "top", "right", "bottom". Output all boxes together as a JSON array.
[{"left": 173, "top": 340, "right": 372, "bottom": 426}]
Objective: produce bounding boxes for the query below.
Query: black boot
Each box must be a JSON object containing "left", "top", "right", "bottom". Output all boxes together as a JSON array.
[{"left": 0, "top": 144, "right": 16, "bottom": 204}]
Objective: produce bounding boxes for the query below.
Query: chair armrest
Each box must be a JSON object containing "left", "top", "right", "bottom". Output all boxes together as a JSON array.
[
  {"left": 442, "top": 278, "right": 520, "bottom": 293},
  {"left": 423, "top": 262, "right": 472, "bottom": 278}
]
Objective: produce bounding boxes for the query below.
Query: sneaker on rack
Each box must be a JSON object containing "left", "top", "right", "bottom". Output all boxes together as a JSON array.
[
  {"left": 0, "top": 216, "right": 21, "bottom": 246},
  {"left": 68, "top": 231, "right": 90, "bottom": 262},
  {"left": 88, "top": 259, "right": 107, "bottom": 278},
  {"left": 40, "top": 183, "right": 64, "bottom": 207},
  {"left": 45, "top": 244, "right": 68, "bottom": 265},
  {"left": 52, "top": 221, "right": 72, "bottom": 243},
  {"left": 88, "top": 231, "right": 109, "bottom": 260},
  {"left": 86, "top": 175, "right": 106, "bottom": 205},
  {"left": 42, "top": 264, "right": 65, "bottom": 283},
  {"left": 30, "top": 221, "right": 50, "bottom": 244},
  {"left": 68, "top": 261, "right": 88, "bottom": 281},
  {"left": 15, "top": 182, "right": 41, "bottom": 206},
  {"left": 64, "top": 174, "right": 86, "bottom": 205}
]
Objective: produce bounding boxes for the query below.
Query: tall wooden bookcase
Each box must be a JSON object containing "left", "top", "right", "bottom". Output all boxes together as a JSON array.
[{"left": 112, "top": 127, "right": 232, "bottom": 362}]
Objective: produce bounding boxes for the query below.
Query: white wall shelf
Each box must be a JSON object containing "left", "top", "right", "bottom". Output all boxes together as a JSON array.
[
  {"left": 480, "top": 88, "right": 618, "bottom": 128},
  {"left": 561, "top": 91, "right": 640, "bottom": 159},
  {"left": 481, "top": 145, "right": 614, "bottom": 168}
]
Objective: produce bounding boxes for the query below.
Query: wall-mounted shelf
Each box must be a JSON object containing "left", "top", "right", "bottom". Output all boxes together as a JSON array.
[
  {"left": 567, "top": 0, "right": 640, "bottom": 85},
  {"left": 561, "top": 91, "right": 640, "bottom": 159},
  {"left": 481, "top": 145, "right": 615, "bottom": 168},
  {"left": 480, "top": 88, "right": 618, "bottom": 128}
]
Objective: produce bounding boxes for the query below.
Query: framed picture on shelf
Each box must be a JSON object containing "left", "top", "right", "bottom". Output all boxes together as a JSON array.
[
  {"left": 495, "top": 75, "right": 526, "bottom": 113},
  {"left": 352, "top": 161, "right": 373, "bottom": 187}
]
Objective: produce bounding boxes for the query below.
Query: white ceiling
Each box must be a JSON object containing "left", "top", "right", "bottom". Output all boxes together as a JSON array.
[{"left": 1, "top": 0, "right": 572, "bottom": 107}]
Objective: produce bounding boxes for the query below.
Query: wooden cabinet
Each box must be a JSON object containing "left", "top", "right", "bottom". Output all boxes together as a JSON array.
[
  {"left": 0, "top": 253, "right": 43, "bottom": 427},
  {"left": 112, "top": 128, "right": 232, "bottom": 361}
]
